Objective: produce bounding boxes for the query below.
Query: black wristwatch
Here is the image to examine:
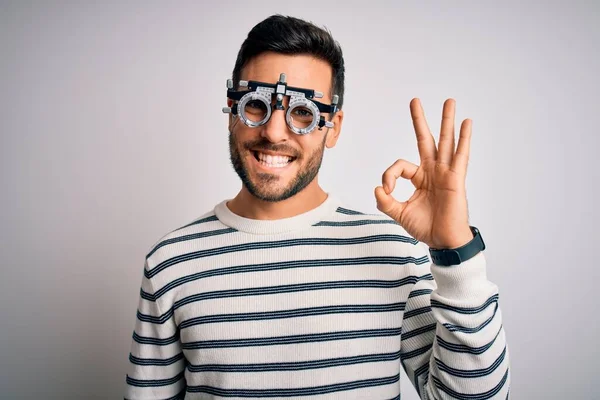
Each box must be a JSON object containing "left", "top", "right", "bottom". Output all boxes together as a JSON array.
[{"left": 428, "top": 226, "right": 485, "bottom": 266}]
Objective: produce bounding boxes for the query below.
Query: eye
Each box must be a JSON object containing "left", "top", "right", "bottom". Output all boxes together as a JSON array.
[
  {"left": 292, "top": 106, "right": 313, "bottom": 119},
  {"left": 244, "top": 99, "right": 268, "bottom": 118},
  {"left": 246, "top": 100, "right": 263, "bottom": 109}
]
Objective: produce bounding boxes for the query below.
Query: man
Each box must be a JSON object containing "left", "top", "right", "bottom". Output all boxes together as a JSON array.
[{"left": 124, "top": 14, "right": 510, "bottom": 400}]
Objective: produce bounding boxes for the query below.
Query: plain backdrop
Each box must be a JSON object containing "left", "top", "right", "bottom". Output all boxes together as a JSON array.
[{"left": 1, "top": 1, "right": 599, "bottom": 399}]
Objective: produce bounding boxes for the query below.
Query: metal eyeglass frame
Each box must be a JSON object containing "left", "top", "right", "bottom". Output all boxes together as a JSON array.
[{"left": 222, "top": 73, "right": 339, "bottom": 135}]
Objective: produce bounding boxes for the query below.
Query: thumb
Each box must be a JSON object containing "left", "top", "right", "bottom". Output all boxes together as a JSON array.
[{"left": 374, "top": 186, "right": 406, "bottom": 222}]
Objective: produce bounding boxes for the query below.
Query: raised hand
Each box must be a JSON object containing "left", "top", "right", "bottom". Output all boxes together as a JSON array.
[{"left": 374, "top": 98, "right": 474, "bottom": 249}]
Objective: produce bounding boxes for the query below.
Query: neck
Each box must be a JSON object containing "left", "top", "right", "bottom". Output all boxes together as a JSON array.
[{"left": 227, "top": 180, "right": 328, "bottom": 220}]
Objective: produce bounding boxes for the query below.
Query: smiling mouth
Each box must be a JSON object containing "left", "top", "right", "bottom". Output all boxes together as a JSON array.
[{"left": 252, "top": 151, "right": 297, "bottom": 168}]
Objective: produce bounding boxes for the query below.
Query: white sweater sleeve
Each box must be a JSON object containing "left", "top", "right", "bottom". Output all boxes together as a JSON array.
[
  {"left": 400, "top": 246, "right": 511, "bottom": 399},
  {"left": 123, "top": 258, "right": 187, "bottom": 400}
]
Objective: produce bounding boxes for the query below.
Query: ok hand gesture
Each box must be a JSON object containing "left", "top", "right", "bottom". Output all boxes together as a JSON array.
[{"left": 375, "top": 98, "right": 475, "bottom": 249}]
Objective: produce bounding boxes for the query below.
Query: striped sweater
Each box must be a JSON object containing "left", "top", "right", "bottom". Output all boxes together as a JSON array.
[{"left": 123, "top": 195, "right": 511, "bottom": 399}]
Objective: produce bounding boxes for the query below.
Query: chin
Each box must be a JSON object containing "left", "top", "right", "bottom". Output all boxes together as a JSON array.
[{"left": 246, "top": 179, "right": 295, "bottom": 202}]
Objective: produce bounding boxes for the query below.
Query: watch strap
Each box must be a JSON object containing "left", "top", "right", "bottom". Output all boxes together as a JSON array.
[{"left": 429, "top": 226, "right": 485, "bottom": 266}]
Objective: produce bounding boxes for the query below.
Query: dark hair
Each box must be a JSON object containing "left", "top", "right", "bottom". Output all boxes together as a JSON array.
[{"left": 231, "top": 14, "right": 346, "bottom": 110}]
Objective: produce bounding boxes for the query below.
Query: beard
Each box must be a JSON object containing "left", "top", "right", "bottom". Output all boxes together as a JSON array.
[{"left": 228, "top": 130, "right": 327, "bottom": 202}]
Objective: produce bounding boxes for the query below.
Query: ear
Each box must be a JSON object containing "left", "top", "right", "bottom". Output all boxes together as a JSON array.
[{"left": 325, "top": 110, "right": 344, "bottom": 149}]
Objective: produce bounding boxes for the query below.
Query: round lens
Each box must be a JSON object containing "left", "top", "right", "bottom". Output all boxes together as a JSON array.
[
  {"left": 289, "top": 105, "right": 314, "bottom": 129},
  {"left": 286, "top": 99, "right": 320, "bottom": 134},
  {"left": 243, "top": 99, "right": 268, "bottom": 123}
]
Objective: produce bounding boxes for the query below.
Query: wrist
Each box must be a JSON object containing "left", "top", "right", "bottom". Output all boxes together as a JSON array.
[
  {"left": 433, "top": 227, "right": 474, "bottom": 249},
  {"left": 429, "top": 226, "right": 485, "bottom": 266}
]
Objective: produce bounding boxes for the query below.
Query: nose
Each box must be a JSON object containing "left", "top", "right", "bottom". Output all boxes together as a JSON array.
[
  {"left": 260, "top": 109, "right": 290, "bottom": 143},
  {"left": 259, "top": 95, "right": 292, "bottom": 143}
]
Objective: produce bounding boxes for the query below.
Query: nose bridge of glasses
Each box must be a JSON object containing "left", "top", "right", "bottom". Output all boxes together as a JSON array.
[
  {"left": 258, "top": 93, "right": 292, "bottom": 128},
  {"left": 263, "top": 94, "right": 289, "bottom": 129},
  {"left": 268, "top": 92, "right": 291, "bottom": 111}
]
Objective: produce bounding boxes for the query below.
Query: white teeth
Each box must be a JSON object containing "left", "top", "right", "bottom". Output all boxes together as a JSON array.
[{"left": 256, "top": 152, "right": 292, "bottom": 168}]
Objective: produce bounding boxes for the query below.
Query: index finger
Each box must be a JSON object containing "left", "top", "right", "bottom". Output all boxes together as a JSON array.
[{"left": 410, "top": 98, "right": 437, "bottom": 162}]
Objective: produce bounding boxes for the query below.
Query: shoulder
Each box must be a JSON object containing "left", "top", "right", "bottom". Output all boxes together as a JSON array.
[
  {"left": 324, "top": 200, "right": 411, "bottom": 236},
  {"left": 143, "top": 204, "right": 232, "bottom": 269},
  {"left": 320, "top": 199, "right": 430, "bottom": 259}
]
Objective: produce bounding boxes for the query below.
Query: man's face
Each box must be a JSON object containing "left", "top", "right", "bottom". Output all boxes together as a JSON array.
[{"left": 228, "top": 52, "right": 343, "bottom": 202}]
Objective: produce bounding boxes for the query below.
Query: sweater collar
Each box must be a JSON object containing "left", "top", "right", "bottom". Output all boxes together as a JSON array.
[{"left": 214, "top": 194, "right": 340, "bottom": 235}]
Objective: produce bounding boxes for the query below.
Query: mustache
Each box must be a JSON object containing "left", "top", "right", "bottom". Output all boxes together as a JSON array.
[{"left": 242, "top": 139, "right": 300, "bottom": 158}]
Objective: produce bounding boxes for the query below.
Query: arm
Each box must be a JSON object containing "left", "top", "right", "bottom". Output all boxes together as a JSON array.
[
  {"left": 374, "top": 98, "right": 511, "bottom": 398},
  {"left": 124, "top": 258, "right": 187, "bottom": 400},
  {"left": 400, "top": 246, "right": 510, "bottom": 399}
]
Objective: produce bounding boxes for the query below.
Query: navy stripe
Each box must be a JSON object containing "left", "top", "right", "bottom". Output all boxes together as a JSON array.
[
  {"left": 182, "top": 327, "right": 402, "bottom": 349},
  {"left": 141, "top": 275, "right": 434, "bottom": 328},
  {"left": 129, "top": 352, "right": 185, "bottom": 366},
  {"left": 167, "top": 390, "right": 186, "bottom": 400},
  {"left": 435, "top": 346, "right": 507, "bottom": 378},
  {"left": 147, "top": 227, "right": 236, "bottom": 258},
  {"left": 431, "top": 368, "right": 509, "bottom": 400},
  {"left": 177, "top": 214, "right": 219, "bottom": 230},
  {"left": 436, "top": 324, "right": 503, "bottom": 354},
  {"left": 168, "top": 389, "right": 186, "bottom": 400},
  {"left": 314, "top": 219, "right": 405, "bottom": 229},
  {"left": 188, "top": 350, "right": 401, "bottom": 372},
  {"left": 401, "top": 343, "right": 432, "bottom": 360},
  {"left": 413, "top": 361, "right": 429, "bottom": 398},
  {"left": 403, "top": 306, "right": 432, "bottom": 320},
  {"left": 179, "top": 302, "right": 405, "bottom": 329},
  {"left": 401, "top": 323, "right": 437, "bottom": 341},
  {"left": 431, "top": 294, "right": 499, "bottom": 314},
  {"left": 137, "top": 308, "right": 174, "bottom": 324},
  {"left": 146, "top": 234, "right": 422, "bottom": 279},
  {"left": 132, "top": 331, "right": 179, "bottom": 346},
  {"left": 126, "top": 370, "right": 185, "bottom": 388},
  {"left": 187, "top": 374, "right": 400, "bottom": 397},
  {"left": 173, "top": 276, "right": 432, "bottom": 311},
  {"left": 125, "top": 387, "right": 186, "bottom": 400},
  {"left": 408, "top": 288, "right": 433, "bottom": 299},
  {"left": 144, "top": 258, "right": 431, "bottom": 302},
  {"left": 336, "top": 207, "right": 365, "bottom": 215},
  {"left": 443, "top": 303, "right": 498, "bottom": 333},
  {"left": 140, "top": 287, "right": 154, "bottom": 301}
]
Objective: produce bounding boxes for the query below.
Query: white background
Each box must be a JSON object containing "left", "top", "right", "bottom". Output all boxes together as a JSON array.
[{"left": 1, "top": 1, "right": 598, "bottom": 398}]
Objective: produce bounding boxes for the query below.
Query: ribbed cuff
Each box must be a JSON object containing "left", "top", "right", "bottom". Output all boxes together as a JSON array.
[{"left": 430, "top": 251, "right": 497, "bottom": 301}]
